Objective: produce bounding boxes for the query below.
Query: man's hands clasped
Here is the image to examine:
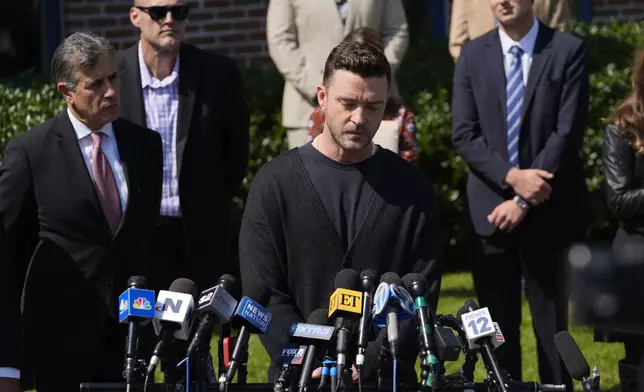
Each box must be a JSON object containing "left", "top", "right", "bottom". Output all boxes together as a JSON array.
[
  {"left": 505, "top": 168, "right": 553, "bottom": 205},
  {"left": 487, "top": 168, "right": 554, "bottom": 232}
]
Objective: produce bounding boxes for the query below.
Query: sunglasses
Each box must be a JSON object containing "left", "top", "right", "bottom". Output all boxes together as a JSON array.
[{"left": 135, "top": 5, "right": 190, "bottom": 21}]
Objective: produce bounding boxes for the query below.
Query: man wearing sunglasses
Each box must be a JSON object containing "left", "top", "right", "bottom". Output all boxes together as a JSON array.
[{"left": 118, "top": 0, "right": 250, "bottom": 316}]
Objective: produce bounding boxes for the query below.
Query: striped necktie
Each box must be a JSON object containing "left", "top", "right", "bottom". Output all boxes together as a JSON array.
[{"left": 506, "top": 45, "right": 524, "bottom": 167}]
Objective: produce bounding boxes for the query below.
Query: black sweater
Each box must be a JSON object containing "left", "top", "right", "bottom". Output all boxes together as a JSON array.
[{"left": 239, "top": 147, "right": 442, "bottom": 381}]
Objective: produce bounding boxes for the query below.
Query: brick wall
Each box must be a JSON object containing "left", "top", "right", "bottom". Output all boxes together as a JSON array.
[
  {"left": 61, "top": 0, "right": 270, "bottom": 68},
  {"left": 590, "top": 0, "right": 644, "bottom": 22}
]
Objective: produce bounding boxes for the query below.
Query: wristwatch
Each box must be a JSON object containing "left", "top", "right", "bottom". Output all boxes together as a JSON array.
[{"left": 513, "top": 195, "right": 530, "bottom": 210}]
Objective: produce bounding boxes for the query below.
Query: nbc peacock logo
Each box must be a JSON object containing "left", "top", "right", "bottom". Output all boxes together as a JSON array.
[{"left": 133, "top": 297, "right": 152, "bottom": 310}]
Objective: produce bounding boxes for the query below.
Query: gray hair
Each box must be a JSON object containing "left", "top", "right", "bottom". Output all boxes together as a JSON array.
[{"left": 51, "top": 31, "right": 115, "bottom": 91}]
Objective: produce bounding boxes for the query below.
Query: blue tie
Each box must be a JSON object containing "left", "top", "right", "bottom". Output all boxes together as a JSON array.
[{"left": 506, "top": 45, "right": 524, "bottom": 167}]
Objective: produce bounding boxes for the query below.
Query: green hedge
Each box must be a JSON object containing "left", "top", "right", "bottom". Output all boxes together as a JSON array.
[{"left": 1, "top": 22, "right": 642, "bottom": 265}]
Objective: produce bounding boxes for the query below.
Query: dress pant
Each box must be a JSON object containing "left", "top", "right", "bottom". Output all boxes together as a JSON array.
[
  {"left": 470, "top": 228, "right": 572, "bottom": 390},
  {"left": 139, "top": 215, "right": 191, "bottom": 383},
  {"left": 146, "top": 216, "right": 189, "bottom": 293}
]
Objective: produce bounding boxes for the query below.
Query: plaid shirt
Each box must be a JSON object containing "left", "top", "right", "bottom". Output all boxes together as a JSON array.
[
  {"left": 306, "top": 104, "right": 419, "bottom": 164},
  {"left": 138, "top": 42, "right": 181, "bottom": 217}
]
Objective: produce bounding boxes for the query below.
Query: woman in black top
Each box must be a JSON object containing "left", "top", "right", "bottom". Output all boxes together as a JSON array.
[{"left": 602, "top": 50, "right": 644, "bottom": 392}]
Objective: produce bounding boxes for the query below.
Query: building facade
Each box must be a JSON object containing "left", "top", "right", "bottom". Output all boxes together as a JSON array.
[{"left": 0, "top": 0, "right": 641, "bottom": 78}]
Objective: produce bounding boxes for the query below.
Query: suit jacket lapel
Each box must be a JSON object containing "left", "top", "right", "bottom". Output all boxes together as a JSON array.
[
  {"left": 118, "top": 45, "right": 146, "bottom": 128},
  {"left": 485, "top": 31, "right": 510, "bottom": 158},
  {"left": 176, "top": 43, "right": 198, "bottom": 178},
  {"left": 521, "top": 22, "right": 553, "bottom": 121},
  {"left": 54, "top": 112, "right": 111, "bottom": 236},
  {"left": 486, "top": 31, "right": 507, "bottom": 120},
  {"left": 112, "top": 119, "right": 136, "bottom": 237}
]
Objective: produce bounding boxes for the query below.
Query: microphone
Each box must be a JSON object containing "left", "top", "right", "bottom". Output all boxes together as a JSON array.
[
  {"left": 146, "top": 278, "right": 199, "bottom": 380},
  {"left": 218, "top": 275, "right": 242, "bottom": 378},
  {"left": 459, "top": 299, "right": 508, "bottom": 392},
  {"left": 292, "top": 308, "right": 336, "bottom": 392},
  {"left": 327, "top": 269, "right": 363, "bottom": 380},
  {"left": 118, "top": 276, "right": 156, "bottom": 390},
  {"left": 372, "top": 272, "right": 414, "bottom": 360},
  {"left": 356, "top": 269, "right": 378, "bottom": 370},
  {"left": 185, "top": 274, "right": 239, "bottom": 359},
  {"left": 554, "top": 331, "right": 599, "bottom": 392},
  {"left": 401, "top": 273, "right": 439, "bottom": 388},
  {"left": 222, "top": 285, "right": 273, "bottom": 388},
  {"left": 274, "top": 344, "right": 308, "bottom": 392}
]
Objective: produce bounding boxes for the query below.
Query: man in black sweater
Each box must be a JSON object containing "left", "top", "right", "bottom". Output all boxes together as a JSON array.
[{"left": 239, "top": 41, "right": 442, "bottom": 383}]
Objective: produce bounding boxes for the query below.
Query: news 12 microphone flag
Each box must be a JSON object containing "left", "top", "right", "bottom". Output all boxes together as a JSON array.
[{"left": 119, "top": 287, "right": 156, "bottom": 323}]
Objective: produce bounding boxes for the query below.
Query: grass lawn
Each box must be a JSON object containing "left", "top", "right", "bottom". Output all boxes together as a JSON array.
[{"left": 210, "top": 272, "right": 624, "bottom": 391}]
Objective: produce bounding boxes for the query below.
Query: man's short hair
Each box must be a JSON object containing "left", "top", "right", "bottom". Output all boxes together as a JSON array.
[
  {"left": 322, "top": 41, "right": 391, "bottom": 88},
  {"left": 51, "top": 31, "right": 115, "bottom": 91}
]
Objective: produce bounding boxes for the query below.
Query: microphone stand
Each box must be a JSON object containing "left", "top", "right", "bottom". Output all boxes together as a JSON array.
[
  {"left": 436, "top": 315, "right": 477, "bottom": 383},
  {"left": 377, "top": 342, "right": 394, "bottom": 392},
  {"left": 237, "top": 344, "right": 249, "bottom": 391},
  {"left": 192, "top": 332, "right": 216, "bottom": 392}
]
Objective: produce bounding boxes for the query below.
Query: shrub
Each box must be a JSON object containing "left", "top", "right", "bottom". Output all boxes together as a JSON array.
[{"left": 1, "top": 21, "right": 643, "bottom": 266}]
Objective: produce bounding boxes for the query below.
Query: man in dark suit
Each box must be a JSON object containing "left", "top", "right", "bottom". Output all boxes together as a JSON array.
[
  {"left": 0, "top": 32, "right": 162, "bottom": 392},
  {"left": 118, "top": 0, "right": 250, "bottom": 294},
  {"left": 451, "top": 0, "right": 588, "bottom": 387}
]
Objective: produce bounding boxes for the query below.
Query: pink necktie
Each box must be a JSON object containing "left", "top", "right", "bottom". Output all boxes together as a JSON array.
[{"left": 90, "top": 132, "right": 122, "bottom": 234}]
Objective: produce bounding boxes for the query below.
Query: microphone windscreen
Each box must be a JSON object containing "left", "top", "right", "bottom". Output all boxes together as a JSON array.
[
  {"left": 169, "top": 278, "right": 199, "bottom": 300},
  {"left": 464, "top": 298, "right": 479, "bottom": 311},
  {"left": 456, "top": 305, "right": 468, "bottom": 319},
  {"left": 359, "top": 269, "right": 378, "bottom": 292},
  {"left": 127, "top": 275, "right": 147, "bottom": 289},
  {"left": 334, "top": 269, "right": 359, "bottom": 290},
  {"left": 242, "top": 283, "right": 272, "bottom": 307},
  {"left": 401, "top": 273, "right": 426, "bottom": 297},
  {"left": 218, "top": 274, "right": 239, "bottom": 298},
  {"left": 554, "top": 331, "right": 590, "bottom": 380},
  {"left": 307, "top": 308, "right": 330, "bottom": 325},
  {"left": 380, "top": 272, "right": 402, "bottom": 286}
]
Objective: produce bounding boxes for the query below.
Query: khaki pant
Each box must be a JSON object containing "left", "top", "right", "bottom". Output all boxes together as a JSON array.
[{"left": 286, "top": 127, "right": 310, "bottom": 149}]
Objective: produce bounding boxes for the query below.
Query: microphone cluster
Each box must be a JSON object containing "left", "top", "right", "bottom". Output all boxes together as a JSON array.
[
  {"left": 115, "top": 270, "right": 600, "bottom": 392},
  {"left": 116, "top": 274, "right": 273, "bottom": 392}
]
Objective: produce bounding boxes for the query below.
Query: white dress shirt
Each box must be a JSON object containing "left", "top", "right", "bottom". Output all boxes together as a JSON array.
[
  {"left": 68, "top": 108, "right": 128, "bottom": 211},
  {"left": 0, "top": 110, "right": 128, "bottom": 380},
  {"left": 498, "top": 17, "right": 539, "bottom": 86}
]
